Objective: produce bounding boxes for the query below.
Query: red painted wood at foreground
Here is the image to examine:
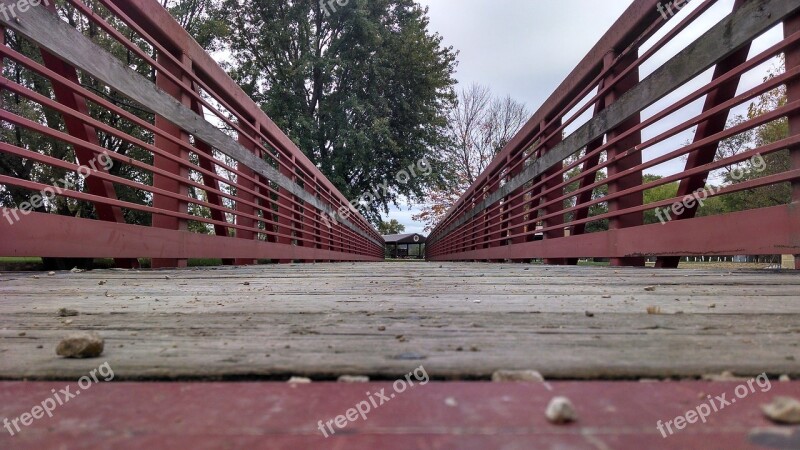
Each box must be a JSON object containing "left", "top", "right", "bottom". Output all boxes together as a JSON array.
[{"left": 0, "top": 381, "right": 797, "bottom": 449}]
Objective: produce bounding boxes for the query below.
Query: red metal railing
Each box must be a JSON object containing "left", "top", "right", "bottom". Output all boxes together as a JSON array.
[
  {"left": 428, "top": 0, "right": 800, "bottom": 268},
  {"left": 0, "top": 0, "right": 383, "bottom": 267}
]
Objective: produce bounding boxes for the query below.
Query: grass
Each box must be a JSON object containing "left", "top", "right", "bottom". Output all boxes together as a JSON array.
[
  {"left": 0, "top": 257, "right": 42, "bottom": 263},
  {"left": 0, "top": 257, "right": 236, "bottom": 271}
]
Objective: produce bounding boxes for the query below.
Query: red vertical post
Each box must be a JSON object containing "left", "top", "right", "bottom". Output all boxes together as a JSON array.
[
  {"left": 486, "top": 173, "right": 503, "bottom": 260},
  {"left": 298, "top": 171, "right": 316, "bottom": 262},
  {"left": 786, "top": 12, "right": 800, "bottom": 269},
  {"left": 234, "top": 120, "right": 258, "bottom": 266},
  {"left": 277, "top": 154, "right": 294, "bottom": 263},
  {"left": 151, "top": 52, "right": 191, "bottom": 269},
  {"left": 38, "top": 7, "right": 137, "bottom": 269},
  {"left": 472, "top": 193, "right": 478, "bottom": 253},
  {"left": 307, "top": 178, "right": 322, "bottom": 257},
  {"left": 324, "top": 189, "right": 334, "bottom": 256},
  {"left": 479, "top": 181, "right": 492, "bottom": 260},
  {"left": 292, "top": 169, "right": 307, "bottom": 258},
  {"left": 525, "top": 177, "right": 544, "bottom": 244},
  {"left": 505, "top": 147, "right": 529, "bottom": 262},
  {"left": 603, "top": 51, "right": 645, "bottom": 267},
  {"left": 540, "top": 120, "right": 566, "bottom": 265}
]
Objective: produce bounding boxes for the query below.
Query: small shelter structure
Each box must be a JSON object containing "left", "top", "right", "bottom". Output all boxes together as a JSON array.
[{"left": 383, "top": 233, "right": 426, "bottom": 259}]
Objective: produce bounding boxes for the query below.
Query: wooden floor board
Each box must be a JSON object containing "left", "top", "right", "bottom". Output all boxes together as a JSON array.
[{"left": 1, "top": 262, "right": 799, "bottom": 380}]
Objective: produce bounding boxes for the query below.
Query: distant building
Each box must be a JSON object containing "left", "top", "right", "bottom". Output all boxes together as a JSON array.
[{"left": 383, "top": 233, "right": 426, "bottom": 259}]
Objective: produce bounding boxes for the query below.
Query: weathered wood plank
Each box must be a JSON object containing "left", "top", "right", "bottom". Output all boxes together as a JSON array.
[{"left": 1, "top": 263, "right": 798, "bottom": 381}]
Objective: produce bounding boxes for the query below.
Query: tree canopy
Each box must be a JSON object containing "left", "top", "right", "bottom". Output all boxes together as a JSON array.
[
  {"left": 377, "top": 219, "right": 406, "bottom": 235},
  {"left": 215, "top": 0, "right": 458, "bottom": 223},
  {"left": 413, "top": 84, "right": 529, "bottom": 231}
]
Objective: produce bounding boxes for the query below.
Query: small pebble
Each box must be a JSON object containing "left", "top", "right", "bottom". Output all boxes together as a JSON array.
[
  {"left": 377, "top": 326, "right": 386, "bottom": 331},
  {"left": 492, "top": 370, "right": 544, "bottom": 382},
  {"left": 762, "top": 396, "right": 800, "bottom": 424},
  {"left": 337, "top": 375, "right": 370, "bottom": 383},
  {"left": 546, "top": 396, "right": 577, "bottom": 424},
  {"left": 644, "top": 286, "right": 656, "bottom": 292},
  {"left": 57, "top": 308, "right": 79, "bottom": 317},
  {"left": 56, "top": 332, "right": 104, "bottom": 358},
  {"left": 287, "top": 377, "right": 312, "bottom": 384},
  {"left": 47, "top": 272, "right": 56, "bottom": 276},
  {"left": 701, "top": 371, "right": 745, "bottom": 381},
  {"left": 444, "top": 397, "right": 458, "bottom": 407},
  {"left": 585, "top": 311, "right": 595, "bottom": 318},
  {"left": 646, "top": 306, "right": 662, "bottom": 315}
]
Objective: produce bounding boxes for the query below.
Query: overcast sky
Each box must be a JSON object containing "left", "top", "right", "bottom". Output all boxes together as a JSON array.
[
  {"left": 388, "top": 1, "right": 636, "bottom": 234},
  {"left": 386, "top": 0, "right": 782, "bottom": 235}
]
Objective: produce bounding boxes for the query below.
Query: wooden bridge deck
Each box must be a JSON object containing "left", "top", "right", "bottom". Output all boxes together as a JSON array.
[{"left": 1, "top": 262, "right": 799, "bottom": 381}]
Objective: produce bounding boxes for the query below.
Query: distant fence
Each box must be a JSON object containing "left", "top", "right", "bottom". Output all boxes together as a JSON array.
[
  {"left": 427, "top": 0, "right": 800, "bottom": 268},
  {"left": 0, "top": 0, "right": 384, "bottom": 267}
]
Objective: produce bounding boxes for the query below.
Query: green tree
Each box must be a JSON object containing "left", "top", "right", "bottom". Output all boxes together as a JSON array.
[
  {"left": 643, "top": 174, "right": 679, "bottom": 224},
  {"left": 162, "top": 0, "right": 227, "bottom": 51},
  {"left": 377, "top": 218, "right": 405, "bottom": 235},
  {"left": 215, "top": 0, "right": 457, "bottom": 223},
  {"left": 696, "top": 56, "right": 790, "bottom": 216}
]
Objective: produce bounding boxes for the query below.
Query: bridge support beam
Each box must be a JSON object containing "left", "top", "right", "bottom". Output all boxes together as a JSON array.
[
  {"left": 151, "top": 52, "right": 194, "bottom": 269},
  {"left": 787, "top": 10, "right": 800, "bottom": 270},
  {"left": 539, "top": 120, "right": 567, "bottom": 265},
  {"left": 276, "top": 156, "right": 295, "bottom": 263},
  {"left": 506, "top": 145, "right": 529, "bottom": 262},
  {"left": 566, "top": 56, "right": 615, "bottom": 266},
  {"left": 603, "top": 51, "right": 645, "bottom": 268},
  {"left": 36, "top": 4, "right": 138, "bottom": 269},
  {"left": 234, "top": 120, "right": 259, "bottom": 266}
]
